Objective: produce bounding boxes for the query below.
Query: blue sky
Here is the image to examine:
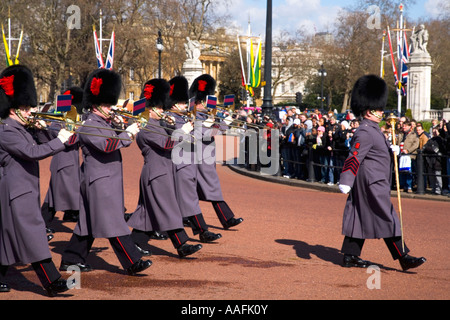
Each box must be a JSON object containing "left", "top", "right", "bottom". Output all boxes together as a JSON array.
[{"left": 217, "top": 0, "right": 445, "bottom": 37}]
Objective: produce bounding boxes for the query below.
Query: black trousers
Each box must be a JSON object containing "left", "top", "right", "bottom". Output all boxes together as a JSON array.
[
  {"left": 41, "top": 202, "right": 56, "bottom": 228},
  {"left": 131, "top": 228, "right": 189, "bottom": 249},
  {"left": 185, "top": 213, "right": 208, "bottom": 235},
  {"left": 341, "top": 236, "right": 410, "bottom": 260},
  {"left": 62, "top": 234, "right": 141, "bottom": 270},
  {"left": 1, "top": 258, "right": 61, "bottom": 288},
  {"left": 211, "top": 201, "right": 235, "bottom": 226}
]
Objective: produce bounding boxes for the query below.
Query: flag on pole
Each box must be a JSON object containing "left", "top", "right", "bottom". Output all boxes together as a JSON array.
[
  {"left": 189, "top": 97, "right": 196, "bottom": 112},
  {"left": 132, "top": 98, "right": 146, "bottom": 116},
  {"left": 206, "top": 95, "right": 217, "bottom": 110},
  {"left": 13, "top": 29, "right": 23, "bottom": 65},
  {"left": 224, "top": 94, "right": 235, "bottom": 106},
  {"left": 105, "top": 30, "right": 115, "bottom": 70},
  {"left": 400, "top": 31, "right": 410, "bottom": 88},
  {"left": 93, "top": 26, "right": 104, "bottom": 69},
  {"left": 56, "top": 94, "right": 73, "bottom": 113},
  {"left": 2, "top": 25, "right": 13, "bottom": 66},
  {"left": 387, "top": 27, "right": 400, "bottom": 88},
  {"left": 250, "top": 38, "right": 261, "bottom": 88}
]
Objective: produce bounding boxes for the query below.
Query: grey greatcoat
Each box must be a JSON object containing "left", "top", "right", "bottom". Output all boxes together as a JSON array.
[
  {"left": 195, "top": 113, "right": 228, "bottom": 201},
  {"left": 0, "top": 118, "right": 66, "bottom": 265},
  {"left": 43, "top": 122, "right": 81, "bottom": 212},
  {"left": 339, "top": 118, "right": 402, "bottom": 239},
  {"left": 127, "top": 118, "right": 184, "bottom": 232},
  {"left": 73, "top": 113, "right": 132, "bottom": 239},
  {"left": 169, "top": 112, "right": 201, "bottom": 218}
]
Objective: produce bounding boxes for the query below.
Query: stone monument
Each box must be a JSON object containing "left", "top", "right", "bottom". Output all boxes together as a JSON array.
[
  {"left": 181, "top": 37, "right": 204, "bottom": 86},
  {"left": 406, "top": 24, "right": 433, "bottom": 121}
]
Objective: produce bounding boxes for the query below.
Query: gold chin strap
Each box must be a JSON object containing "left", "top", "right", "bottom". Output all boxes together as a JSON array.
[
  {"left": 14, "top": 108, "right": 31, "bottom": 126},
  {"left": 152, "top": 107, "right": 164, "bottom": 119},
  {"left": 96, "top": 105, "right": 112, "bottom": 119},
  {"left": 370, "top": 109, "right": 383, "bottom": 120}
]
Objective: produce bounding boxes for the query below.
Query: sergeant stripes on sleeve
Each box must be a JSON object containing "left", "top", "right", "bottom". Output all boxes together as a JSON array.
[
  {"left": 342, "top": 156, "right": 360, "bottom": 176},
  {"left": 164, "top": 138, "right": 175, "bottom": 150},
  {"left": 105, "top": 138, "right": 120, "bottom": 152}
]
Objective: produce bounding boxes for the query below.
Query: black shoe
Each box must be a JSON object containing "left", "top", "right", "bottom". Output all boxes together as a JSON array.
[
  {"left": 63, "top": 210, "right": 79, "bottom": 222},
  {"left": 0, "top": 282, "right": 10, "bottom": 293},
  {"left": 223, "top": 217, "right": 243, "bottom": 230},
  {"left": 60, "top": 261, "right": 93, "bottom": 272},
  {"left": 149, "top": 231, "right": 168, "bottom": 240},
  {"left": 47, "top": 234, "right": 54, "bottom": 242},
  {"left": 46, "top": 228, "right": 55, "bottom": 234},
  {"left": 124, "top": 213, "right": 132, "bottom": 222},
  {"left": 45, "top": 279, "right": 69, "bottom": 297},
  {"left": 177, "top": 243, "right": 202, "bottom": 258},
  {"left": 399, "top": 254, "right": 426, "bottom": 271},
  {"left": 199, "top": 231, "right": 222, "bottom": 243},
  {"left": 135, "top": 244, "right": 152, "bottom": 256},
  {"left": 342, "top": 254, "right": 371, "bottom": 268},
  {"left": 127, "top": 259, "right": 152, "bottom": 276}
]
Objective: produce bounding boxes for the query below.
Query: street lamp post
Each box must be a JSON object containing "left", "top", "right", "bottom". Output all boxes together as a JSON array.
[
  {"left": 318, "top": 61, "right": 327, "bottom": 109},
  {"left": 261, "top": 0, "right": 273, "bottom": 117},
  {"left": 156, "top": 30, "right": 164, "bottom": 78}
]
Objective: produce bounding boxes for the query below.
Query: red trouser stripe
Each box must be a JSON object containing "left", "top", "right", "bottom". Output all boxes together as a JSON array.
[
  {"left": 215, "top": 203, "right": 227, "bottom": 221},
  {"left": 116, "top": 237, "right": 134, "bottom": 264},
  {"left": 40, "top": 264, "right": 51, "bottom": 284},
  {"left": 174, "top": 233, "right": 181, "bottom": 245},
  {"left": 194, "top": 215, "right": 203, "bottom": 233},
  {"left": 392, "top": 241, "right": 403, "bottom": 257}
]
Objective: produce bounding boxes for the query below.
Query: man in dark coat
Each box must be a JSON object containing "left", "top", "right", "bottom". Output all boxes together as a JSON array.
[
  {"left": 338, "top": 74, "right": 426, "bottom": 272},
  {"left": 168, "top": 75, "right": 222, "bottom": 243},
  {"left": 60, "top": 69, "right": 151, "bottom": 275},
  {"left": 189, "top": 74, "right": 243, "bottom": 229},
  {"left": 41, "top": 87, "right": 83, "bottom": 237},
  {"left": 127, "top": 78, "right": 202, "bottom": 258},
  {"left": 0, "top": 65, "right": 73, "bottom": 296}
]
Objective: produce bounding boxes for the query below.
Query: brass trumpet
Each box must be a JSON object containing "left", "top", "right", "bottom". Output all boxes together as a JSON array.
[
  {"left": 111, "top": 108, "right": 196, "bottom": 143},
  {"left": 31, "top": 107, "right": 133, "bottom": 141}
]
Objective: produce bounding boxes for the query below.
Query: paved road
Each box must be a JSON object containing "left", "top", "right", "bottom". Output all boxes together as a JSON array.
[{"left": 1, "top": 137, "right": 449, "bottom": 305}]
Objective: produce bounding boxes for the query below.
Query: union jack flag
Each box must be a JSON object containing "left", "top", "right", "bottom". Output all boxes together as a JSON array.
[
  {"left": 93, "top": 28, "right": 104, "bottom": 69},
  {"left": 105, "top": 31, "right": 115, "bottom": 70}
]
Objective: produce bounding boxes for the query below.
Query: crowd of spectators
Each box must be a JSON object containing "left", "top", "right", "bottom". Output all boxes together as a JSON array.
[{"left": 237, "top": 106, "right": 450, "bottom": 196}]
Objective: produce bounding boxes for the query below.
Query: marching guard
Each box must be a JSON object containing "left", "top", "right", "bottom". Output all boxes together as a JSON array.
[
  {"left": 0, "top": 65, "right": 73, "bottom": 296},
  {"left": 127, "top": 78, "right": 202, "bottom": 258},
  {"left": 168, "top": 75, "right": 222, "bottom": 243},
  {"left": 338, "top": 75, "right": 426, "bottom": 271},
  {"left": 60, "top": 68, "right": 151, "bottom": 275},
  {"left": 189, "top": 74, "right": 243, "bottom": 229},
  {"left": 41, "top": 87, "right": 83, "bottom": 238}
]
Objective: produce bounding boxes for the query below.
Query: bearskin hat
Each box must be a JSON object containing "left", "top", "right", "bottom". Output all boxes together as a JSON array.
[
  {"left": 63, "top": 86, "right": 84, "bottom": 114},
  {"left": 0, "top": 65, "right": 37, "bottom": 118},
  {"left": 140, "top": 78, "right": 171, "bottom": 110},
  {"left": 189, "top": 74, "right": 216, "bottom": 103},
  {"left": 168, "top": 76, "right": 189, "bottom": 105},
  {"left": 83, "top": 68, "right": 122, "bottom": 109},
  {"left": 350, "top": 74, "right": 388, "bottom": 116}
]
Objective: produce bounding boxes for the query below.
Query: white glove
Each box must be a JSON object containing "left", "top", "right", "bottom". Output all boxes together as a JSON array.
[
  {"left": 181, "top": 122, "right": 193, "bottom": 134},
  {"left": 203, "top": 116, "right": 215, "bottom": 128},
  {"left": 390, "top": 145, "right": 400, "bottom": 155},
  {"left": 339, "top": 184, "right": 351, "bottom": 194},
  {"left": 57, "top": 128, "right": 74, "bottom": 143},
  {"left": 37, "top": 120, "right": 47, "bottom": 129},
  {"left": 224, "top": 115, "right": 233, "bottom": 126},
  {"left": 126, "top": 122, "right": 140, "bottom": 138}
]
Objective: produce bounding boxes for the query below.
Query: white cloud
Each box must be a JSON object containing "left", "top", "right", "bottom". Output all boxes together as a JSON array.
[{"left": 424, "top": 0, "right": 447, "bottom": 17}]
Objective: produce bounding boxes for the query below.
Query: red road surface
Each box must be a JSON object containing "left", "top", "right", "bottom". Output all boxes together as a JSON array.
[{"left": 1, "top": 136, "right": 449, "bottom": 302}]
